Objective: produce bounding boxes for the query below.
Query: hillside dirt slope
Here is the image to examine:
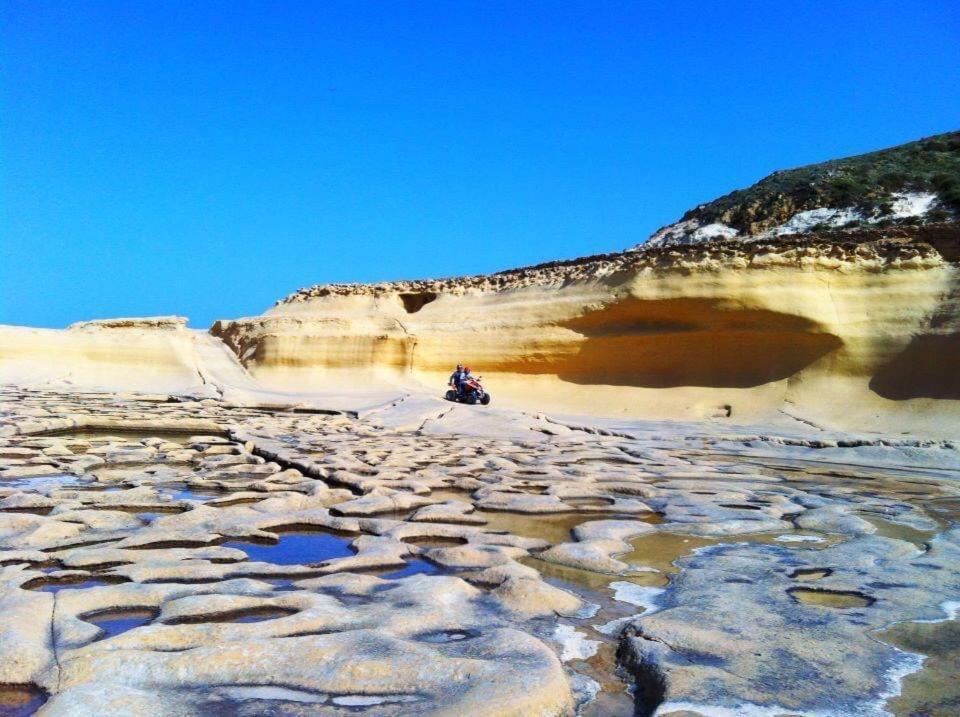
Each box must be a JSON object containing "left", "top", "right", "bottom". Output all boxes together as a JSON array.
[{"left": 642, "top": 130, "right": 960, "bottom": 247}]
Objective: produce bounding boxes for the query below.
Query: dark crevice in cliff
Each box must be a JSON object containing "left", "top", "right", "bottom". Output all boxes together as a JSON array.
[{"left": 399, "top": 292, "right": 437, "bottom": 313}]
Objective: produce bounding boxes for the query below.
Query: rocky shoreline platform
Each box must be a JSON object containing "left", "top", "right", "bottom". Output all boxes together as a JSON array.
[{"left": 1, "top": 385, "right": 958, "bottom": 716}]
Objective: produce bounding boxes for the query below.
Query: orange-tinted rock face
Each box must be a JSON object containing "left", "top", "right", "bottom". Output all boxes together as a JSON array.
[
  {"left": 207, "top": 228, "right": 960, "bottom": 433},
  {"left": 555, "top": 298, "right": 843, "bottom": 389}
]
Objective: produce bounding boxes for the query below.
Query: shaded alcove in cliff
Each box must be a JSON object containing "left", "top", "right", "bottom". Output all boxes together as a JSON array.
[
  {"left": 540, "top": 297, "right": 842, "bottom": 388},
  {"left": 399, "top": 292, "right": 438, "bottom": 313},
  {"left": 871, "top": 271, "right": 960, "bottom": 400},
  {"left": 870, "top": 333, "right": 960, "bottom": 400}
]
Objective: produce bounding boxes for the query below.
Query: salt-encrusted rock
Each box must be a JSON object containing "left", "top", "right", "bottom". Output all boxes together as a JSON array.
[
  {"left": 796, "top": 505, "right": 877, "bottom": 535},
  {"left": 410, "top": 500, "right": 487, "bottom": 524},
  {"left": 619, "top": 530, "right": 960, "bottom": 715},
  {"left": 492, "top": 576, "right": 585, "bottom": 618},
  {"left": 540, "top": 521, "right": 659, "bottom": 576},
  {"left": 0, "top": 376, "right": 957, "bottom": 716},
  {"left": 331, "top": 492, "right": 434, "bottom": 516},
  {"left": 0, "top": 572, "right": 55, "bottom": 686}
]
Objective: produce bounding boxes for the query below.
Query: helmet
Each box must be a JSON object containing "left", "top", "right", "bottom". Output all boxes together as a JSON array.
[{"left": 464, "top": 367, "right": 471, "bottom": 373}]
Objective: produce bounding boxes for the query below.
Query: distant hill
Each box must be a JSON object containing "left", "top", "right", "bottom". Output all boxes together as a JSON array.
[{"left": 642, "top": 130, "right": 960, "bottom": 248}]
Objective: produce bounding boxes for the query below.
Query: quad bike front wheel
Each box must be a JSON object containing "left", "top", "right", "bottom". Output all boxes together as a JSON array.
[{"left": 480, "top": 393, "right": 491, "bottom": 405}]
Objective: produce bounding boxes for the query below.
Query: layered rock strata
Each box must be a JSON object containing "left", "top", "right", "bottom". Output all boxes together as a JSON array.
[
  {"left": 0, "top": 317, "right": 215, "bottom": 396},
  {"left": 213, "top": 227, "right": 960, "bottom": 433}
]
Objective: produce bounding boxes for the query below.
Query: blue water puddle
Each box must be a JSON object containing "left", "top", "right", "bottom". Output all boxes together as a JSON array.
[
  {"left": 261, "top": 578, "right": 300, "bottom": 591},
  {"left": 166, "top": 486, "right": 225, "bottom": 502},
  {"left": 377, "top": 557, "right": 445, "bottom": 580},
  {"left": 35, "top": 578, "right": 124, "bottom": 593},
  {"left": 221, "top": 532, "right": 356, "bottom": 565},
  {"left": 85, "top": 608, "right": 158, "bottom": 639},
  {"left": 416, "top": 629, "right": 476, "bottom": 643},
  {"left": 218, "top": 532, "right": 449, "bottom": 582},
  {"left": 1, "top": 474, "right": 82, "bottom": 492},
  {"left": 24, "top": 564, "right": 62, "bottom": 575},
  {"left": 213, "top": 527, "right": 456, "bottom": 583},
  {"left": 0, "top": 684, "right": 47, "bottom": 716}
]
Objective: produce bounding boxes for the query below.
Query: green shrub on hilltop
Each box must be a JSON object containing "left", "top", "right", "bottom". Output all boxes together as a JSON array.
[
  {"left": 933, "top": 171, "right": 960, "bottom": 210},
  {"left": 681, "top": 130, "right": 960, "bottom": 234}
]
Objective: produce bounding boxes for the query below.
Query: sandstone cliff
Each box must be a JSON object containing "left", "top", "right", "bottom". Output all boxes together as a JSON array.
[
  {"left": 211, "top": 225, "right": 960, "bottom": 433},
  {"left": 0, "top": 317, "right": 210, "bottom": 395},
  {"left": 0, "top": 317, "right": 261, "bottom": 399}
]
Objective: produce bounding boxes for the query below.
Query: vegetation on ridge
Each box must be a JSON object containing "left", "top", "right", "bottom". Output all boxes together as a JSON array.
[{"left": 676, "top": 130, "right": 960, "bottom": 235}]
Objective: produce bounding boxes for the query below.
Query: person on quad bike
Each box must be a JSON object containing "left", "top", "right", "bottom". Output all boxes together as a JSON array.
[
  {"left": 459, "top": 367, "right": 474, "bottom": 396},
  {"left": 449, "top": 363, "right": 466, "bottom": 397},
  {"left": 459, "top": 367, "right": 477, "bottom": 397},
  {"left": 444, "top": 365, "right": 491, "bottom": 405}
]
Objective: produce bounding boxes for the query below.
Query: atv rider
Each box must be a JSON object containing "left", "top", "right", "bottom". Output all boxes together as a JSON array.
[
  {"left": 449, "top": 363, "right": 466, "bottom": 397},
  {"left": 459, "top": 367, "right": 474, "bottom": 398}
]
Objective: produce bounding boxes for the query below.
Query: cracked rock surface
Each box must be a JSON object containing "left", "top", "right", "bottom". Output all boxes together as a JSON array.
[{"left": 1, "top": 386, "right": 958, "bottom": 716}]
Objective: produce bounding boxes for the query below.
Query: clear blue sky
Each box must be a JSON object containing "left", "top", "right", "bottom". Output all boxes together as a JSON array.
[{"left": 2, "top": 1, "right": 958, "bottom": 328}]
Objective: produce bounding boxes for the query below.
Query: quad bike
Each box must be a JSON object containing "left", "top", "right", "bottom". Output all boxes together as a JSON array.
[{"left": 445, "top": 376, "right": 491, "bottom": 405}]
